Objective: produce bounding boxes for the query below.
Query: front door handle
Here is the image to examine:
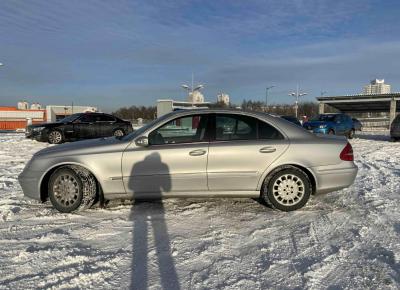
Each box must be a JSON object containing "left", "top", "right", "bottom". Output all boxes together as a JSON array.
[
  {"left": 189, "top": 149, "right": 207, "bottom": 156},
  {"left": 259, "top": 146, "right": 276, "bottom": 153}
]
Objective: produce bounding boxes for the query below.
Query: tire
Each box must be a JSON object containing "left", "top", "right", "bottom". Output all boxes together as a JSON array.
[
  {"left": 113, "top": 129, "right": 125, "bottom": 137},
  {"left": 48, "top": 166, "right": 97, "bottom": 213},
  {"left": 48, "top": 130, "right": 64, "bottom": 144},
  {"left": 262, "top": 168, "right": 311, "bottom": 211},
  {"left": 348, "top": 129, "right": 355, "bottom": 139},
  {"left": 328, "top": 129, "right": 335, "bottom": 135}
]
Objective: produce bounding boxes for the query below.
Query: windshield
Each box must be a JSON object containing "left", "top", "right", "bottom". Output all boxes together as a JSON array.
[
  {"left": 311, "top": 114, "right": 337, "bottom": 122},
  {"left": 57, "top": 113, "right": 82, "bottom": 123},
  {"left": 121, "top": 112, "right": 176, "bottom": 141}
]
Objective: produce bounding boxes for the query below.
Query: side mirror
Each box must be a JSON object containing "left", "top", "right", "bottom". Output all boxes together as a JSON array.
[{"left": 135, "top": 136, "right": 149, "bottom": 147}]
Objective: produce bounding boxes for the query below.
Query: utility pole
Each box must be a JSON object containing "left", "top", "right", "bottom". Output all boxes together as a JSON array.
[
  {"left": 289, "top": 84, "right": 307, "bottom": 118},
  {"left": 265, "top": 85, "right": 275, "bottom": 112}
]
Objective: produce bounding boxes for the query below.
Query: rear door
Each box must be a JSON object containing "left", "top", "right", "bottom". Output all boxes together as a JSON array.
[
  {"left": 334, "top": 115, "right": 346, "bottom": 135},
  {"left": 207, "top": 114, "right": 289, "bottom": 191},
  {"left": 96, "top": 114, "right": 116, "bottom": 137},
  {"left": 73, "top": 114, "right": 98, "bottom": 139}
]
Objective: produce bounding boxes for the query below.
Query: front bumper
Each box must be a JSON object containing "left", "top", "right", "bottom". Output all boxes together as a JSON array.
[
  {"left": 26, "top": 130, "right": 48, "bottom": 142},
  {"left": 312, "top": 162, "right": 358, "bottom": 194},
  {"left": 18, "top": 169, "right": 43, "bottom": 201}
]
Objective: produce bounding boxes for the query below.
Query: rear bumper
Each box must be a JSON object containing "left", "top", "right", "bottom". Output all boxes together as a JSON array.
[
  {"left": 390, "top": 130, "right": 400, "bottom": 138},
  {"left": 312, "top": 163, "right": 358, "bottom": 195},
  {"left": 18, "top": 170, "right": 43, "bottom": 201}
]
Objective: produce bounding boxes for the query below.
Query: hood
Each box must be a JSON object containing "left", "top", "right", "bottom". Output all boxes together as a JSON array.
[
  {"left": 28, "top": 122, "right": 63, "bottom": 129},
  {"left": 35, "top": 137, "right": 130, "bottom": 158}
]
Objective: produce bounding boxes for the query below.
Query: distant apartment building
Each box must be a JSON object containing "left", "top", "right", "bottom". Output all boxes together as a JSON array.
[
  {"left": 363, "top": 79, "right": 391, "bottom": 94},
  {"left": 217, "top": 93, "right": 230, "bottom": 106}
]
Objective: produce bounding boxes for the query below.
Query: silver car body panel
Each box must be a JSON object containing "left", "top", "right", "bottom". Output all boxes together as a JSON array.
[{"left": 18, "top": 109, "right": 358, "bottom": 202}]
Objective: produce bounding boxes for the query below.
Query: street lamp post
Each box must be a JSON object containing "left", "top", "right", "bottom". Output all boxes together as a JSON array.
[
  {"left": 289, "top": 84, "right": 307, "bottom": 118},
  {"left": 265, "top": 85, "right": 275, "bottom": 112}
]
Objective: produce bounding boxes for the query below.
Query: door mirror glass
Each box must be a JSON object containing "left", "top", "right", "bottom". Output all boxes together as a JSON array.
[{"left": 135, "top": 136, "right": 149, "bottom": 147}]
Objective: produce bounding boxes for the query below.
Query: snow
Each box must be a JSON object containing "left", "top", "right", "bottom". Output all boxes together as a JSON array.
[{"left": 0, "top": 132, "right": 399, "bottom": 289}]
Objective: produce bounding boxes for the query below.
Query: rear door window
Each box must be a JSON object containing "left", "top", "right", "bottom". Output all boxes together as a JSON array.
[
  {"left": 216, "top": 115, "right": 257, "bottom": 141},
  {"left": 215, "top": 114, "right": 283, "bottom": 141}
]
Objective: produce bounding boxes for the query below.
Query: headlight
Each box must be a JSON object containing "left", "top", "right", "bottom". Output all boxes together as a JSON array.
[
  {"left": 319, "top": 124, "right": 327, "bottom": 129},
  {"left": 33, "top": 126, "right": 45, "bottom": 132}
]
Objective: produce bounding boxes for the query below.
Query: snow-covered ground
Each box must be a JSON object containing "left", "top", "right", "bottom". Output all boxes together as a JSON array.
[{"left": 0, "top": 132, "right": 399, "bottom": 289}]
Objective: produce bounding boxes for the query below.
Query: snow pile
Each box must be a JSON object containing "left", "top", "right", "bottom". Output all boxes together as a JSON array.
[{"left": 0, "top": 133, "right": 399, "bottom": 289}]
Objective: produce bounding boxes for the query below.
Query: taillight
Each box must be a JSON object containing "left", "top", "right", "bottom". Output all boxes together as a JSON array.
[{"left": 340, "top": 142, "right": 354, "bottom": 161}]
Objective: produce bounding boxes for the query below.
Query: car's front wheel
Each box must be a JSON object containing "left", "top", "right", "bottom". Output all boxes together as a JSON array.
[
  {"left": 48, "top": 130, "right": 64, "bottom": 144},
  {"left": 262, "top": 168, "right": 311, "bottom": 211},
  {"left": 48, "top": 166, "right": 97, "bottom": 213}
]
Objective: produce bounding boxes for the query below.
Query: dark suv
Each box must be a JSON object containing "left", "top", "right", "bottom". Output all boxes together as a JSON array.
[
  {"left": 390, "top": 114, "right": 400, "bottom": 141},
  {"left": 26, "top": 112, "right": 133, "bottom": 144}
]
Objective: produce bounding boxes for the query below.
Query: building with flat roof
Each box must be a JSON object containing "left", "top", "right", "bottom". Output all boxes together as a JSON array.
[
  {"left": 157, "top": 99, "right": 210, "bottom": 117},
  {"left": 363, "top": 79, "right": 391, "bottom": 95},
  {"left": 0, "top": 102, "right": 98, "bottom": 131},
  {"left": 317, "top": 92, "right": 400, "bottom": 128}
]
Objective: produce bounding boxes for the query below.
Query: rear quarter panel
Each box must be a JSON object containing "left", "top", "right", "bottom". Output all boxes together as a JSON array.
[{"left": 256, "top": 135, "right": 348, "bottom": 190}]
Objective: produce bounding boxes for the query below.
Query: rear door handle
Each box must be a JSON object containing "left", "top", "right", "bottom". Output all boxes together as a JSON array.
[
  {"left": 189, "top": 149, "right": 207, "bottom": 156},
  {"left": 259, "top": 146, "right": 276, "bottom": 153}
]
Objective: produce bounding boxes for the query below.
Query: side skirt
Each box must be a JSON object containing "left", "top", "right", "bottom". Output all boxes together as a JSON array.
[{"left": 105, "top": 190, "right": 260, "bottom": 200}]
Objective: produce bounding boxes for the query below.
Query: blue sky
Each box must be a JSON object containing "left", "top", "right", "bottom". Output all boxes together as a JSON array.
[{"left": 1, "top": 0, "right": 400, "bottom": 111}]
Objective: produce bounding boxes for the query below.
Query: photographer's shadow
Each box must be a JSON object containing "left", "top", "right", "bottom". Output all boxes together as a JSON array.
[{"left": 129, "top": 152, "right": 180, "bottom": 290}]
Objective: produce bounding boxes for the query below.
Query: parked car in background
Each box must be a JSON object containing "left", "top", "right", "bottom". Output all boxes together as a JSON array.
[
  {"left": 303, "top": 113, "right": 355, "bottom": 139},
  {"left": 26, "top": 112, "right": 133, "bottom": 144},
  {"left": 390, "top": 114, "right": 400, "bottom": 141},
  {"left": 19, "top": 109, "right": 358, "bottom": 213},
  {"left": 352, "top": 118, "right": 362, "bottom": 131},
  {"left": 280, "top": 115, "right": 302, "bottom": 126}
]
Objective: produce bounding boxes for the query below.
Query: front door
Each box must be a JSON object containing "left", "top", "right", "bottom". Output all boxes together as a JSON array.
[
  {"left": 122, "top": 114, "right": 210, "bottom": 198},
  {"left": 207, "top": 114, "right": 289, "bottom": 191}
]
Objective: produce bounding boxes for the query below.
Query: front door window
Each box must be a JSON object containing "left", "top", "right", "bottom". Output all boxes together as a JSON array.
[{"left": 148, "top": 115, "right": 208, "bottom": 145}]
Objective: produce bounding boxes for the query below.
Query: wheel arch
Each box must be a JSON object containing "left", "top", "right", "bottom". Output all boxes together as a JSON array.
[
  {"left": 39, "top": 162, "right": 104, "bottom": 202},
  {"left": 259, "top": 163, "right": 317, "bottom": 196}
]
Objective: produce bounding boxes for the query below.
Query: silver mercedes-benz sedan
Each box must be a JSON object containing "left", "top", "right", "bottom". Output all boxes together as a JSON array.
[{"left": 18, "top": 109, "right": 358, "bottom": 213}]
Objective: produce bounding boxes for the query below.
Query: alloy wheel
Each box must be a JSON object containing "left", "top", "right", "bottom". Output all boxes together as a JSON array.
[
  {"left": 49, "top": 131, "right": 62, "bottom": 144},
  {"left": 114, "top": 129, "right": 124, "bottom": 137},
  {"left": 52, "top": 173, "right": 81, "bottom": 208},
  {"left": 272, "top": 174, "right": 305, "bottom": 206}
]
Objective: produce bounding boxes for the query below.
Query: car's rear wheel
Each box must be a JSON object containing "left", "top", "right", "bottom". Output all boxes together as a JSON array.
[
  {"left": 262, "top": 168, "right": 311, "bottom": 211},
  {"left": 328, "top": 129, "right": 335, "bottom": 135},
  {"left": 48, "top": 130, "right": 64, "bottom": 144},
  {"left": 48, "top": 166, "right": 97, "bottom": 213},
  {"left": 113, "top": 129, "right": 125, "bottom": 137}
]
